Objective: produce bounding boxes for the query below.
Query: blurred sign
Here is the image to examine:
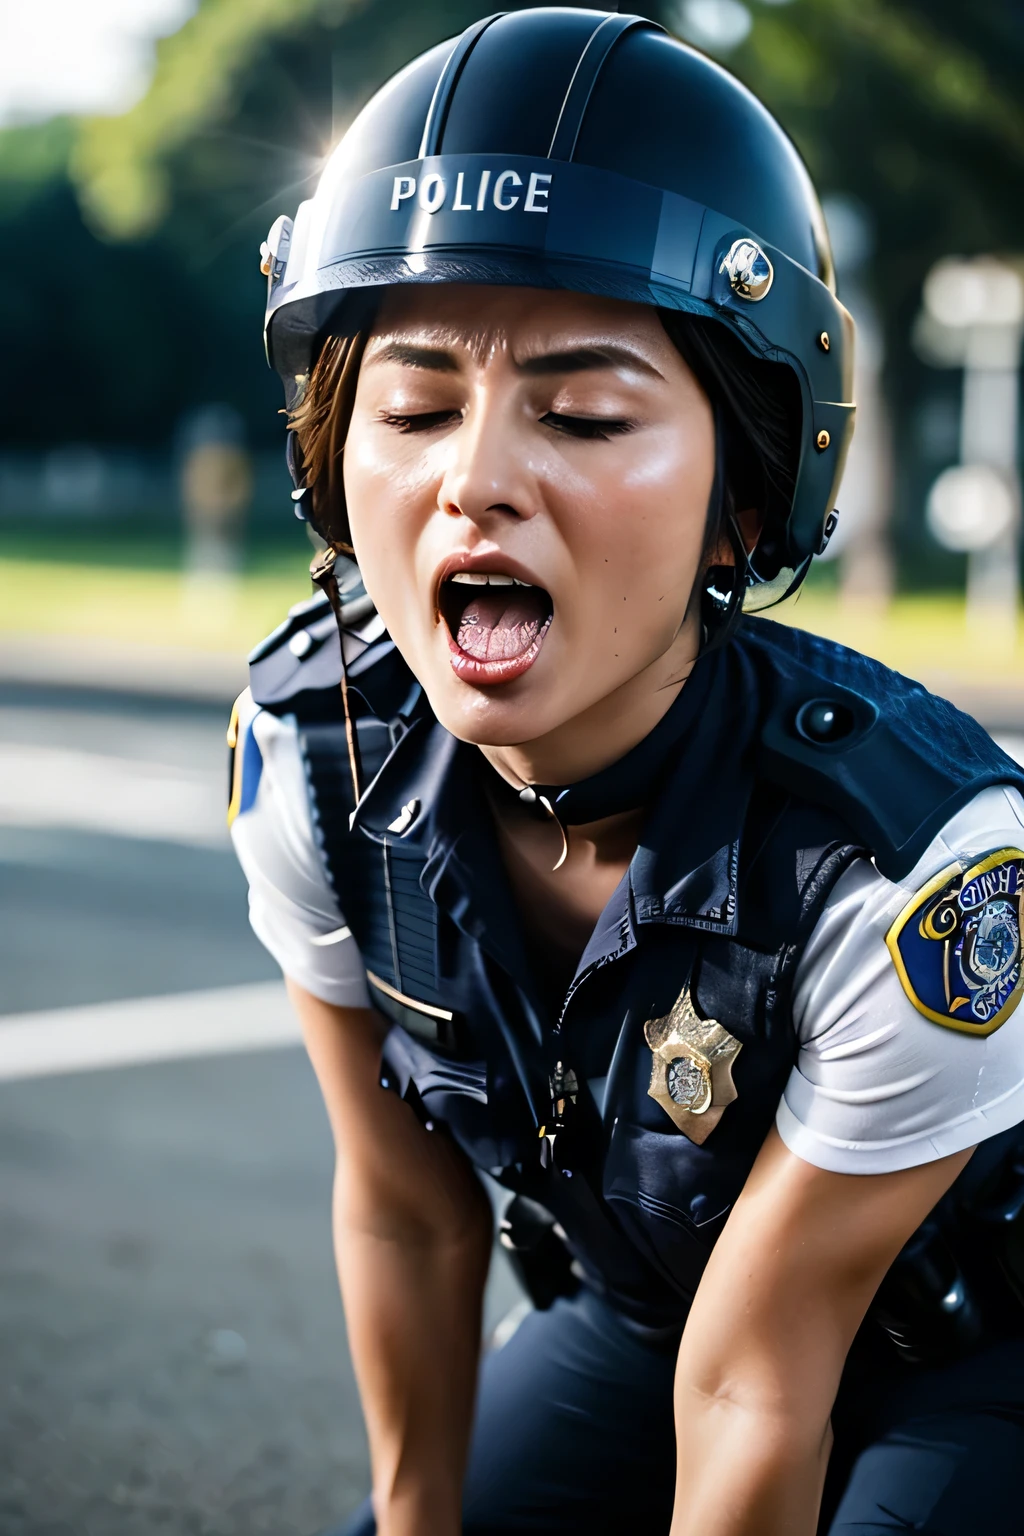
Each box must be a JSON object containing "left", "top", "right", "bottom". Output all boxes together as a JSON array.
[
  {"left": 179, "top": 404, "right": 252, "bottom": 615},
  {"left": 820, "top": 194, "right": 894, "bottom": 610},
  {"left": 919, "top": 256, "right": 1023, "bottom": 635},
  {"left": 669, "top": 0, "right": 753, "bottom": 52},
  {"left": 924, "top": 258, "right": 1024, "bottom": 331},
  {"left": 926, "top": 464, "right": 1016, "bottom": 552}
]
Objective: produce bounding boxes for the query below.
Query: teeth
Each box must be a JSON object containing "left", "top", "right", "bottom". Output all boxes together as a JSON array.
[{"left": 450, "top": 571, "right": 530, "bottom": 587}]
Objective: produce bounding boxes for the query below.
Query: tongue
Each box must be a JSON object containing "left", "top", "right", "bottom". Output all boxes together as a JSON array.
[{"left": 456, "top": 588, "right": 549, "bottom": 661}]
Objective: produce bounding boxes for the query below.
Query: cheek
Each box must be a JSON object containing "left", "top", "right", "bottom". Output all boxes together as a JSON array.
[
  {"left": 620, "top": 423, "right": 713, "bottom": 529},
  {"left": 567, "top": 427, "right": 714, "bottom": 592},
  {"left": 342, "top": 426, "right": 442, "bottom": 611},
  {"left": 344, "top": 427, "right": 432, "bottom": 534}
]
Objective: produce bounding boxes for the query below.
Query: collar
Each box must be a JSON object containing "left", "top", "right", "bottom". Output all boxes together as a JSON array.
[
  {"left": 484, "top": 648, "right": 720, "bottom": 826},
  {"left": 628, "top": 639, "right": 760, "bottom": 935},
  {"left": 353, "top": 636, "right": 763, "bottom": 965}
]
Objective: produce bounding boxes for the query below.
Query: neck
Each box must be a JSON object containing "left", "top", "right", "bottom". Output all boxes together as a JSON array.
[{"left": 478, "top": 623, "right": 699, "bottom": 790}]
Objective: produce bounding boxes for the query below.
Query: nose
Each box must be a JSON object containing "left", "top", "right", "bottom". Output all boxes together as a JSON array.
[{"left": 437, "top": 393, "right": 538, "bottom": 527}]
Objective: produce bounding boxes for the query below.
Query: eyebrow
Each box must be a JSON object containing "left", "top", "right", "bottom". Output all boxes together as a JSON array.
[
  {"left": 367, "top": 342, "right": 461, "bottom": 371},
  {"left": 365, "top": 340, "right": 663, "bottom": 379},
  {"left": 518, "top": 345, "right": 663, "bottom": 379}
]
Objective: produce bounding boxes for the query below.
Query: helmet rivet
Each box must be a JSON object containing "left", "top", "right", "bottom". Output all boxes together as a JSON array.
[
  {"left": 815, "top": 429, "right": 831, "bottom": 451},
  {"left": 718, "top": 238, "right": 774, "bottom": 302},
  {"left": 818, "top": 330, "right": 830, "bottom": 352}
]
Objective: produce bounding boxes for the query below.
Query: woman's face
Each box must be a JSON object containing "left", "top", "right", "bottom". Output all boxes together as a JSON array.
[{"left": 344, "top": 285, "right": 715, "bottom": 752}]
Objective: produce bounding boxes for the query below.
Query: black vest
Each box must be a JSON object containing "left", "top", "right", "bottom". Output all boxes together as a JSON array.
[{"left": 250, "top": 601, "right": 1024, "bottom": 1342}]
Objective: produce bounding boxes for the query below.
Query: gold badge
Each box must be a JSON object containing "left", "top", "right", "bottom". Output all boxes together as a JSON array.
[{"left": 644, "top": 986, "right": 742, "bottom": 1144}]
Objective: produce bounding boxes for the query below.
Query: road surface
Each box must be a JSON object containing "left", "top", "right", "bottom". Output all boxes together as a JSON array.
[
  {"left": 1, "top": 675, "right": 1019, "bottom": 1535},
  {"left": 0, "top": 681, "right": 518, "bottom": 1536}
]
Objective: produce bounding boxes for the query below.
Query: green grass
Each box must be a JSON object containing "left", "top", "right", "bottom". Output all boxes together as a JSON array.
[
  {"left": 0, "top": 541, "right": 314, "bottom": 654},
  {"left": 776, "top": 590, "right": 1024, "bottom": 685},
  {"left": 1, "top": 536, "right": 1022, "bottom": 688}
]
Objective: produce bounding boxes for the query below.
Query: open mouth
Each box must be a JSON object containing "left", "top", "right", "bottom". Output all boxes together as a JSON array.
[{"left": 438, "top": 571, "right": 554, "bottom": 686}]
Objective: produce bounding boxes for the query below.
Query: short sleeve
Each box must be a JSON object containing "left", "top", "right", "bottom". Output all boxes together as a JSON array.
[
  {"left": 777, "top": 785, "right": 1024, "bottom": 1175},
  {"left": 229, "top": 689, "right": 371, "bottom": 1009}
]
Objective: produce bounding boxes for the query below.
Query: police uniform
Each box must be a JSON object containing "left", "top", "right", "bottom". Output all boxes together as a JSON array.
[
  {"left": 237, "top": 9, "right": 1024, "bottom": 1529},
  {"left": 230, "top": 586, "right": 1024, "bottom": 1534}
]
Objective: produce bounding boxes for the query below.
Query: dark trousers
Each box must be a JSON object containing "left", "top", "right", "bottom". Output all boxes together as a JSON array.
[{"left": 335, "top": 1287, "right": 1024, "bottom": 1535}]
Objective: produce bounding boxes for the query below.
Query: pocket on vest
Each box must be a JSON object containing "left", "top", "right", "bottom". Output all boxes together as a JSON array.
[{"left": 603, "top": 1118, "right": 738, "bottom": 1293}]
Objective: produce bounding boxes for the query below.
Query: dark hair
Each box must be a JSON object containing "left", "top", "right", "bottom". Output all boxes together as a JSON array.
[
  {"left": 287, "top": 332, "right": 366, "bottom": 551},
  {"left": 659, "top": 311, "right": 801, "bottom": 581},
  {"left": 289, "top": 309, "right": 802, "bottom": 574}
]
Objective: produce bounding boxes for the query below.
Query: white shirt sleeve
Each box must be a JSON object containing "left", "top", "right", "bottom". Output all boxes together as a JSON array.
[
  {"left": 777, "top": 784, "right": 1024, "bottom": 1175},
  {"left": 229, "top": 689, "right": 371, "bottom": 1009}
]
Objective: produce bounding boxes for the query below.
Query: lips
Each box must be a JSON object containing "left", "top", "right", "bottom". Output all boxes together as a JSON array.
[{"left": 437, "top": 568, "right": 554, "bottom": 685}]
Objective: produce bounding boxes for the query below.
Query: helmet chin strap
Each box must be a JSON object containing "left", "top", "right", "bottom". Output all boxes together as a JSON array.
[
  {"left": 287, "top": 428, "right": 364, "bottom": 807},
  {"left": 309, "top": 544, "right": 363, "bottom": 808},
  {"left": 695, "top": 404, "right": 750, "bottom": 655}
]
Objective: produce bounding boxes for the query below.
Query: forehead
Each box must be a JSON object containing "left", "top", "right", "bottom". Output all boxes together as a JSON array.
[{"left": 366, "top": 283, "right": 674, "bottom": 363}]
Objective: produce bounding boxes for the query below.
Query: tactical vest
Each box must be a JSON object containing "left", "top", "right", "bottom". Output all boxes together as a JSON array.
[{"left": 250, "top": 597, "right": 1024, "bottom": 1351}]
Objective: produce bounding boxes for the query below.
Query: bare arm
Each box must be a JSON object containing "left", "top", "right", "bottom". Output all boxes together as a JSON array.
[
  {"left": 670, "top": 1126, "right": 974, "bottom": 1536},
  {"left": 288, "top": 980, "right": 492, "bottom": 1536}
]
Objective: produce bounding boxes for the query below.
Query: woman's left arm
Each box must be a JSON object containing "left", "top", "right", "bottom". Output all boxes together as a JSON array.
[{"left": 670, "top": 1127, "right": 974, "bottom": 1536}]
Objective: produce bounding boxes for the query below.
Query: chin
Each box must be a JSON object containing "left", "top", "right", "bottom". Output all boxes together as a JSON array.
[
  {"left": 412, "top": 644, "right": 572, "bottom": 750},
  {"left": 431, "top": 676, "right": 561, "bottom": 749}
]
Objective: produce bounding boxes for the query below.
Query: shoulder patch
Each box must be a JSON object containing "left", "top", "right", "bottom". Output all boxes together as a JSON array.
[{"left": 886, "top": 848, "right": 1024, "bottom": 1035}]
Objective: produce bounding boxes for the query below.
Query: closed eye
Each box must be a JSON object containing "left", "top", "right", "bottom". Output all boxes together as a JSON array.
[
  {"left": 377, "top": 409, "right": 461, "bottom": 433},
  {"left": 541, "top": 412, "right": 635, "bottom": 440}
]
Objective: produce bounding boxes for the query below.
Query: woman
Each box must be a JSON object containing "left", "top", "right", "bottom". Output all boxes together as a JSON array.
[{"left": 229, "top": 11, "right": 1024, "bottom": 1533}]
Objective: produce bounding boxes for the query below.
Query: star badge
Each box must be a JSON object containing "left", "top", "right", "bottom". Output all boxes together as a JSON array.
[{"left": 644, "top": 986, "right": 742, "bottom": 1144}]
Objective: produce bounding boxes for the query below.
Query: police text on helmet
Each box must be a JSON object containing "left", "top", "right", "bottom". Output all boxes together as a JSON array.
[{"left": 390, "top": 169, "right": 553, "bottom": 214}]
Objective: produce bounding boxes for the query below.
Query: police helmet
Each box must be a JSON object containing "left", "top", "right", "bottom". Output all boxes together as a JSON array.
[{"left": 261, "top": 7, "right": 854, "bottom": 598}]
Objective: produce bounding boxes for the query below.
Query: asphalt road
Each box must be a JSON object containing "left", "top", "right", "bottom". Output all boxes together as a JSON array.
[
  {"left": 2, "top": 677, "right": 1020, "bottom": 1536},
  {"left": 0, "top": 682, "right": 518, "bottom": 1536},
  {"left": 0, "top": 684, "right": 277, "bottom": 1013}
]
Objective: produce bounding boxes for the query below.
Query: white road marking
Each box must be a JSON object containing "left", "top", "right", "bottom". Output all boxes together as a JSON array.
[
  {"left": 0, "top": 742, "right": 227, "bottom": 846},
  {"left": 0, "top": 981, "right": 300, "bottom": 1082}
]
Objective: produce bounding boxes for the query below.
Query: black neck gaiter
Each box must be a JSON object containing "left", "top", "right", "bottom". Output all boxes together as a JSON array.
[{"left": 486, "top": 643, "right": 723, "bottom": 828}]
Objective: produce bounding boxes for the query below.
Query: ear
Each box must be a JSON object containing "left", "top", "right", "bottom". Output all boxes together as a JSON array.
[{"left": 711, "top": 507, "right": 763, "bottom": 565}]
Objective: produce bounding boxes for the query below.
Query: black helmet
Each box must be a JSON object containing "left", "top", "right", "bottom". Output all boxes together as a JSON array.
[{"left": 261, "top": 8, "right": 854, "bottom": 591}]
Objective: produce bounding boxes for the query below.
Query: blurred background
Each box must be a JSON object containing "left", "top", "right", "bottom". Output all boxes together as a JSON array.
[{"left": 1, "top": 1, "right": 1022, "bottom": 1532}]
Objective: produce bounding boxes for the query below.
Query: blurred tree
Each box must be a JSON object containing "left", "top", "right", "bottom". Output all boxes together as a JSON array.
[
  {"left": 725, "top": 0, "right": 1024, "bottom": 583},
  {"left": 0, "top": 0, "right": 504, "bottom": 451},
  {"left": 0, "top": 0, "right": 1021, "bottom": 551},
  {"left": 732, "top": 0, "right": 1024, "bottom": 309}
]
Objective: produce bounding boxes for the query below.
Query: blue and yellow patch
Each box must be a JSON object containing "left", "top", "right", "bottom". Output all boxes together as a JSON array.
[
  {"left": 886, "top": 848, "right": 1024, "bottom": 1035},
  {"left": 226, "top": 694, "right": 263, "bottom": 827}
]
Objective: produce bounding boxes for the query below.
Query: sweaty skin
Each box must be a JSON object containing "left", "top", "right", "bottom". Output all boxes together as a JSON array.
[
  {"left": 343, "top": 285, "right": 717, "bottom": 790},
  {"left": 294, "top": 286, "right": 976, "bottom": 1536}
]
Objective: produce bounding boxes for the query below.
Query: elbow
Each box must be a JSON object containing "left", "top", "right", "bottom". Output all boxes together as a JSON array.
[
  {"left": 332, "top": 1149, "right": 492, "bottom": 1256},
  {"left": 677, "top": 1358, "right": 833, "bottom": 1458}
]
